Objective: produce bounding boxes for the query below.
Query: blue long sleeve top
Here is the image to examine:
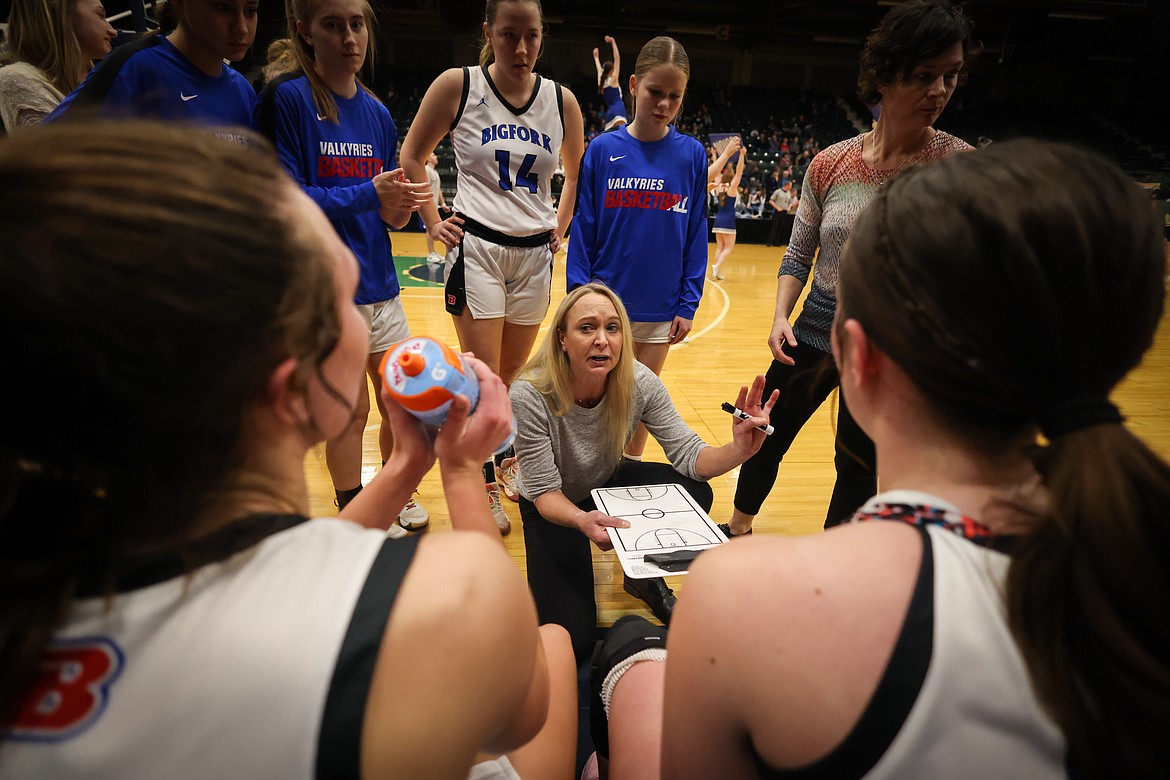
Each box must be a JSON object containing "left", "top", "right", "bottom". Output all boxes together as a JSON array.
[
  {"left": 567, "top": 126, "right": 708, "bottom": 322},
  {"left": 255, "top": 73, "right": 400, "bottom": 305}
]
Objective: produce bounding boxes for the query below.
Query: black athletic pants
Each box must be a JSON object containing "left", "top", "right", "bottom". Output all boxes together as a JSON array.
[
  {"left": 733, "top": 340, "right": 876, "bottom": 528},
  {"left": 520, "top": 461, "right": 713, "bottom": 664},
  {"left": 767, "top": 208, "right": 785, "bottom": 245}
]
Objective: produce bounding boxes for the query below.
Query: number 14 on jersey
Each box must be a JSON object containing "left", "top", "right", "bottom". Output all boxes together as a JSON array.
[{"left": 495, "top": 150, "right": 539, "bottom": 193}]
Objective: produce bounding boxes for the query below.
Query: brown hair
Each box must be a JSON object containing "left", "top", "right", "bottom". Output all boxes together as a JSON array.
[
  {"left": 1, "top": 0, "right": 94, "bottom": 93},
  {"left": 597, "top": 60, "right": 613, "bottom": 93},
  {"left": 286, "top": 0, "right": 378, "bottom": 123},
  {"left": 839, "top": 139, "right": 1169, "bottom": 776},
  {"left": 479, "top": 0, "right": 545, "bottom": 67},
  {"left": 513, "top": 284, "right": 636, "bottom": 464},
  {"left": 0, "top": 122, "right": 341, "bottom": 721},
  {"left": 856, "top": 0, "right": 978, "bottom": 106},
  {"left": 629, "top": 36, "right": 690, "bottom": 123}
]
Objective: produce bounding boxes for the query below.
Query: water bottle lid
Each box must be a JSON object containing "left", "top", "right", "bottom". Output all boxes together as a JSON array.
[
  {"left": 397, "top": 350, "right": 426, "bottom": 377},
  {"left": 379, "top": 336, "right": 470, "bottom": 414}
]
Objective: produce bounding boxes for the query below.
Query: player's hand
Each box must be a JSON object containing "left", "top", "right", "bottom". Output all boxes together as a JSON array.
[
  {"left": 379, "top": 388, "right": 438, "bottom": 477},
  {"left": 604, "top": 35, "right": 615, "bottom": 43},
  {"left": 435, "top": 355, "right": 513, "bottom": 477},
  {"left": 428, "top": 214, "right": 464, "bottom": 248},
  {"left": 593, "top": 47, "right": 600, "bottom": 58},
  {"left": 730, "top": 375, "right": 777, "bottom": 458},
  {"left": 727, "top": 136, "right": 742, "bottom": 152},
  {"left": 575, "top": 509, "right": 629, "bottom": 551},
  {"left": 429, "top": 213, "right": 465, "bottom": 249},
  {"left": 373, "top": 168, "right": 432, "bottom": 212},
  {"left": 768, "top": 316, "right": 797, "bottom": 364},
  {"left": 668, "top": 316, "right": 693, "bottom": 345},
  {"left": 549, "top": 231, "right": 564, "bottom": 253}
]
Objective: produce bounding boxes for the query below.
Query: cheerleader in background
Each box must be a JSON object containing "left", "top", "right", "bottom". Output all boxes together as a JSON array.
[
  {"left": 592, "top": 34, "right": 626, "bottom": 130},
  {"left": 709, "top": 146, "right": 746, "bottom": 280}
]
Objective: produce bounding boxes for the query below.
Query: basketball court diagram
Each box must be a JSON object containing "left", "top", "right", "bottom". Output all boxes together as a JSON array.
[{"left": 593, "top": 484, "right": 727, "bottom": 578}]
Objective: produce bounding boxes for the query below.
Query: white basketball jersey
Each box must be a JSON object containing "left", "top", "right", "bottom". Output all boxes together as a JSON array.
[
  {"left": 863, "top": 519, "right": 1066, "bottom": 779},
  {"left": 451, "top": 66, "right": 564, "bottom": 236},
  {"left": 0, "top": 519, "right": 414, "bottom": 780}
]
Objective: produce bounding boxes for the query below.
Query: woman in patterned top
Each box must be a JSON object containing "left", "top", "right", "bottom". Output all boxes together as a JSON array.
[
  {"left": 593, "top": 139, "right": 1169, "bottom": 780},
  {"left": 724, "top": 0, "right": 975, "bottom": 537}
]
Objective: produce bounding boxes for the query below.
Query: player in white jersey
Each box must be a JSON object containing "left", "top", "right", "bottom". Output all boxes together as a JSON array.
[
  {"left": 401, "top": 0, "right": 584, "bottom": 519},
  {"left": 0, "top": 122, "right": 578, "bottom": 780},
  {"left": 402, "top": 0, "right": 583, "bottom": 386}
]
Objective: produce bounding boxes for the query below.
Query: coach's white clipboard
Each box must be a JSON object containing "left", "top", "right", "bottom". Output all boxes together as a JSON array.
[{"left": 594, "top": 484, "right": 727, "bottom": 579}]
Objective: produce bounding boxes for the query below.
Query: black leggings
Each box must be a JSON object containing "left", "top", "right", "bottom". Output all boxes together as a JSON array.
[
  {"left": 733, "top": 340, "right": 876, "bottom": 528},
  {"left": 520, "top": 461, "right": 713, "bottom": 664}
]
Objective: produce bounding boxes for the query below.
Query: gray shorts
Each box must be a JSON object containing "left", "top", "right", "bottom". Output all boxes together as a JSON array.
[
  {"left": 444, "top": 232, "right": 553, "bottom": 325},
  {"left": 357, "top": 296, "right": 410, "bottom": 355},
  {"left": 630, "top": 320, "right": 672, "bottom": 344}
]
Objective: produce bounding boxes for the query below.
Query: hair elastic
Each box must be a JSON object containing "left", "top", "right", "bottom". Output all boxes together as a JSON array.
[{"left": 1037, "top": 398, "right": 1124, "bottom": 440}]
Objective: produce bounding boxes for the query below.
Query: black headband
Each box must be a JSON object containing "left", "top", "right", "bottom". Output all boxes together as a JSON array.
[{"left": 1038, "top": 398, "right": 1124, "bottom": 440}]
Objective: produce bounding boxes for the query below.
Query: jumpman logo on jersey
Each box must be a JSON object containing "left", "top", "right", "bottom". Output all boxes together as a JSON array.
[{"left": 477, "top": 94, "right": 489, "bottom": 107}]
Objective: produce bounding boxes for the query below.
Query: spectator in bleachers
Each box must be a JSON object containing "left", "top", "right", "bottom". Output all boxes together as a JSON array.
[{"left": 0, "top": 0, "right": 115, "bottom": 130}]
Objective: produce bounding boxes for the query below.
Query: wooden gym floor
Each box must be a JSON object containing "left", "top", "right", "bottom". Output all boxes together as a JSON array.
[{"left": 305, "top": 233, "right": 1170, "bottom": 630}]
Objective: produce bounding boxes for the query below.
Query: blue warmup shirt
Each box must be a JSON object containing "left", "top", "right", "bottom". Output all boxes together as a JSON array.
[
  {"left": 46, "top": 35, "right": 255, "bottom": 131},
  {"left": 255, "top": 73, "right": 400, "bottom": 306},
  {"left": 567, "top": 125, "right": 708, "bottom": 322}
]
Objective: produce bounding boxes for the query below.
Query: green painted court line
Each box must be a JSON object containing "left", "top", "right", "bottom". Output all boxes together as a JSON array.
[{"left": 395, "top": 255, "right": 445, "bottom": 288}]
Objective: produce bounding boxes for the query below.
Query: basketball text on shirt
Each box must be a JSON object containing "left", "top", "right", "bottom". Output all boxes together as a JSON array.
[
  {"left": 317, "top": 140, "right": 383, "bottom": 178},
  {"left": 604, "top": 176, "right": 689, "bottom": 214}
]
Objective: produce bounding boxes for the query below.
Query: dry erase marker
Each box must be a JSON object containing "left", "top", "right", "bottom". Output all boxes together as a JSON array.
[{"left": 721, "top": 402, "right": 774, "bottom": 435}]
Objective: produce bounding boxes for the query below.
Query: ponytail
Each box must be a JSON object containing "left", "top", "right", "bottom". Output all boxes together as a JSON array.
[
  {"left": 1008, "top": 423, "right": 1170, "bottom": 776},
  {"left": 839, "top": 139, "right": 1169, "bottom": 777}
]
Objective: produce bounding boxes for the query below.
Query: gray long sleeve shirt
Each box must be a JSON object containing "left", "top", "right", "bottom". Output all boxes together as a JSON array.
[{"left": 509, "top": 362, "right": 706, "bottom": 503}]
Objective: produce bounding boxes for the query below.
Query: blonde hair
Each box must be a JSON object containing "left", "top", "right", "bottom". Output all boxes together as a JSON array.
[
  {"left": 478, "top": 0, "right": 545, "bottom": 67},
  {"left": 262, "top": 37, "right": 298, "bottom": 84},
  {"left": 2, "top": 0, "right": 93, "bottom": 93},
  {"left": 285, "top": 0, "right": 378, "bottom": 123},
  {"left": 629, "top": 36, "right": 689, "bottom": 123},
  {"left": 513, "top": 284, "right": 636, "bottom": 463}
]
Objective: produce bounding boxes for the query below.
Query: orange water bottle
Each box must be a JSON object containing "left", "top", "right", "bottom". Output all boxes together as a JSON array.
[{"left": 378, "top": 336, "right": 515, "bottom": 454}]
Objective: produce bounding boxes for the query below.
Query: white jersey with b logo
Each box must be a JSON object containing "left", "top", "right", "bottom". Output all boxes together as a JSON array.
[
  {"left": 450, "top": 66, "right": 565, "bottom": 237},
  {"left": 0, "top": 519, "right": 417, "bottom": 780}
]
